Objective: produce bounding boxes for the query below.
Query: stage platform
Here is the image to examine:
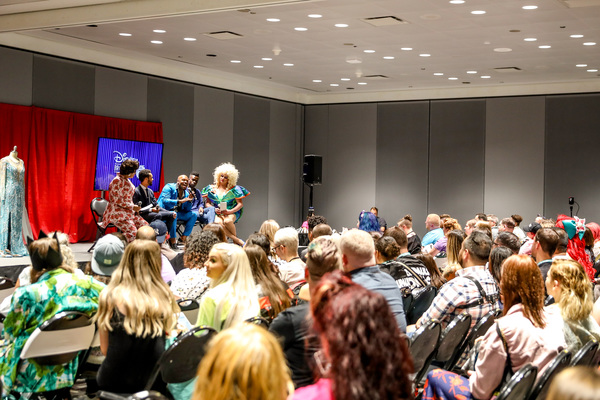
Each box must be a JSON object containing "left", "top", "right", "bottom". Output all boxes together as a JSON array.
[{"left": 0, "top": 242, "right": 93, "bottom": 282}]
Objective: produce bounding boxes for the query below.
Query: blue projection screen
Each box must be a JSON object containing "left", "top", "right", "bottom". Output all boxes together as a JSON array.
[{"left": 94, "top": 137, "right": 164, "bottom": 192}]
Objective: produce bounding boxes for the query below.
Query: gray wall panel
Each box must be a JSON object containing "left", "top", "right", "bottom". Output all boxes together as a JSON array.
[
  {"left": 303, "top": 105, "right": 329, "bottom": 221},
  {"left": 94, "top": 67, "right": 147, "bottom": 120},
  {"left": 268, "top": 101, "right": 302, "bottom": 227},
  {"left": 232, "top": 94, "right": 270, "bottom": 240},
  {"left": 32, "top": 55, "right": 95, "bottom": 114},
  {"left": 0, "top": 47, "right": 33, "bottom": 106},
  {"left": 429, "top": 99, "right": 486, "bottom": 226},
  {"left": 485, "top": 97, "right": 545, "bottom": 224},
  {"left": 324, "top": 104, "right": 378, "bottom": 231},
  {"left": 545, "top": 94, "right": 600, "bottom": 223},
  {"left": 147, "top": 78, "right": 194, "bottom": 183},
  {"left": 193, "top": 86, "right": 234, "bottom": 185},
  {"left": 376, "top": 101, "right": 429, "bottom": 234}
]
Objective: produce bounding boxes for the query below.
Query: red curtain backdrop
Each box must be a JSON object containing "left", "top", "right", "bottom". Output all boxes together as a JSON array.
[{"left": 0, "top": 103, "right": 163, "bottom": 243}]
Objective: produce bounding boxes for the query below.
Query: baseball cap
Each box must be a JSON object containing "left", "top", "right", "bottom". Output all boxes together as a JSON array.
[
  {"left": 91, "top": 234, "right": 125, "bottom": 276},
  {"left": 150, "top": 220, "right": 168, "bottom": 244},
  {"left": 523, "top": 222, "right": 542, "bottom": 234}
]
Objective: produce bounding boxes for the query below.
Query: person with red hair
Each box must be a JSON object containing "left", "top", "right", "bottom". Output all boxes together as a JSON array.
[
  {"left": 556, "top": 215, "right": 595, "bottom": 281},
  {"left": 422, "top": 255, "right": 565, "bottom": 400},
  {"left": 291, "top": 270, "right": 414, "bottom": 400}
]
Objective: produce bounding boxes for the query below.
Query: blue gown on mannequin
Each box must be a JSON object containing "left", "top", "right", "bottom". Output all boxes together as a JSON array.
[{"left": 0, "top": 156, "right": 28, "bottom": 256}]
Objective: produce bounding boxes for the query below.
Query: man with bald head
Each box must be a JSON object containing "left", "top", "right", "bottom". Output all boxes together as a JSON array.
[
  {"left": 422, "top": 213, "right": 443, "bottom": 247},
  {"left": 157, "top": 174, "right": 198, "bottom": 249},
  {"left": 340, "top": 229, "right": 407, "bottom": 332}
]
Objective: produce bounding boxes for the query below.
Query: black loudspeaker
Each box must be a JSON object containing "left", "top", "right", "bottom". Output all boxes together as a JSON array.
[{"left": 303, "top": 155, "right": 322, "bottom": 185}]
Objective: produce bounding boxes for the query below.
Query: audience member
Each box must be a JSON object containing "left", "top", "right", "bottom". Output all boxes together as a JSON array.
[
  {"left": 0, "top": 236, "right": 104, "bottom": 396},
  {"left": 474, "top": 221, "right": 492, "bottom": 239},
  {"left": 307, "top": 215, "right": 327, "bottom": 239},
  {"left": 488, "top": 245, "right": 512, "bottom": 286},
  {"left": 442, "top": 229, "right": 467, "bottom": 281},
  {"left": 586, "top": 221, "right": 600, "bottom": 261},
  {"left": 376, "top": 235, "right": 431, "bottom": 295},
  {"left": 245, "top": 244, "right": 291, "bottom": 321},
  {"left": 95, "top": 240, "right": 178, "bottom": 394},
  {"left": 532, "top": 227, "right": 560, "bottom": 281},
  {"left": 158, "top": 174, "right": 198, "bottom": 249},
  {"left": 414, "top": 231, "right": 500, "bottom": 364},
  {"left": 546, "top": 366, "right": 600, "bottom": 400},
  {"left": 511, "top": 214, "right": 527, "bottom": 243},
  {"left": 464, "top": 219, "right": 477, "bottom": 236},
  {"left": 270, "top": 237, "right": 342, "bottom": 388},
  {"left": 100, "top": 158, "right": 148, "bottom": 242},
  {"left": 274, "top": 227, "right": 306, "bottom": 287},
  {"left": 422, "top": 213, "right": 443, "bottom": 247},
  {"left": 290, "top": 270, "right": 414, "bottom": 400},
  {"left": 430, "top": 218, "right": 461, "bottom": 256},
  {"left": 86, "top": 233, "right": 125, "bottom": 284},
  {"left": 300, "top": 216, "right": 331, "bottom": 262},
  {"left": 398, "top": 214, "right": 422, "bottom": 254},
  {"left": 202, "top": 222, "right": 227, "bottom": 243},
  {"left": 494, "top": 231, "right": 520, "bottom": 254},
  {"left": 340, "top": 229, "right": 407, "bottom": 332},
  {"left": 498, "top": 217, "right": 516, "bottom": 234},
  {"left": 196, "top": 243, "right": 259, "bottom": 330},
  {"left": 475, "top": 213, "right": 488, "bottom": 221},
  {"left": 169, "top": 230, "right": 220, "bottom": 301},
  {"left": 519, "top": 221, "right": 541, "bottom": 255},
  {"left": 193, "top": 323, "right": 292, "bottom": 400},
  {"left": 370, "top": 206, "right": 387, "bottom": 232},
  {"left": 132, "top": 168, "right": 175, "bottom": 232},
  {"left": 552, "top": 227, "right": 570, "bottom": 260},
  {"left": 137, "top": 222, "right": 177, "bottom": 283},
  {"left": 423, "top": 254, "right": 566, "bottom": 400},
  {"left": 545, "top": 260, "right": 600, "bottom": 352},
  {"left": 201, "top": 163, "right": 250, "bottom": 246},
  {"left": 259, "top": 219, "right": 280, "bottom": 258},
  {"left": 384, "top": 227, "right": 431, "bottom": 284},
  {"left": 187, "top": 171, "right": 216, "bottom": 226},
  {"left": 357, "top": 210, "right": 379, "bottom": 233},
  {"left": 415, "top": 253, "right": 447, "bottom": 289}
]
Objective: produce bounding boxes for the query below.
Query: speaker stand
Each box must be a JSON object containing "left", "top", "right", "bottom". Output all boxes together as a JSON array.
[{"left": 308, "top": 184, "right": 314, "bottom": 209}]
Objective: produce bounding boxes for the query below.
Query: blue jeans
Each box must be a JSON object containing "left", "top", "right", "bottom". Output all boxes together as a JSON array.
[
  {"left": 170, "top": 210, "right": 197, "bottom": 238},
  {"left": 193, "top": 206, "right": 215, "bottom": 225}
]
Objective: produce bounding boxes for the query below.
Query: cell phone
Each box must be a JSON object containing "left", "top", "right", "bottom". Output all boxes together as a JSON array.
[{"left": 219, "top": 202, "right": 227, "bottom": 211}]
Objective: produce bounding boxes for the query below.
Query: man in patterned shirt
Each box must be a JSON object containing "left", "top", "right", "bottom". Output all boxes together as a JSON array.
[{"left": 411, "top": 231, "right": 500, "bottom": 363}]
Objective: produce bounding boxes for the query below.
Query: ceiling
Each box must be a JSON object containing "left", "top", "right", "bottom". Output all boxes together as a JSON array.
[{"left": 1, "top": 0, "right": 600, "bottom": 104}]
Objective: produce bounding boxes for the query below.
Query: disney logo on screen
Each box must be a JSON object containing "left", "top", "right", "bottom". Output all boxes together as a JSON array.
[{"left": 112, "top": 151, "right": 145, "bottom": 177}]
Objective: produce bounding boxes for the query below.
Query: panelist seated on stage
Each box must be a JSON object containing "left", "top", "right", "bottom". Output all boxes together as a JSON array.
[
  {"left": 132, "top": 169, "right": 175, "bottom": 230},
  {"left": 188, "top": 171, "right": 215, "bottom": 225},
  {"left": 157, "top": 175, "right": 198, "bottom": 248}
]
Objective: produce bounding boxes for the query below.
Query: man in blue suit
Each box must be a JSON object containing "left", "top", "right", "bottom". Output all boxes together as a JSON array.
[{"left": 158, "top": 174, "right": 197, "bottom": 249}]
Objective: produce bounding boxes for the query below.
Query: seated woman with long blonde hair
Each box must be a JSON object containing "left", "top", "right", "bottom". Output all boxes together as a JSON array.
[
  {"left": 545, "top": 259, "right": 600, "bottom": 352},
  {"left": 95, "top": 239, "right": 179, "bottom": 393},
  {"left": 196, "top": 243, "right": 259, "bottom": 330}
]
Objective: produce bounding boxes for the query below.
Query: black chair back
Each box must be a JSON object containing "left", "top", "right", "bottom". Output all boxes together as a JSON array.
[
  {"left": 445, "top": 311, "right": 495, "bottom": 371},
  {"left": 406, "top": 285, "right": 438, "bottom": 325},
  {"left": 570, "top": 338, "right": 599, "bottom": 367},
  {"left": 245, "top": 316, "right": 270, "bottom": 329},
  {"left": 528, "top": 350, "right": 571, "bottom": 400},
  {"left": 144, "top": 326, "right": 217, "bottom": 388},
  {"left": 409, "top": 320, "right": 442, "bottom": 382},
  {"left": 435, "top": 313, "right": 471, "bottom": 364},
  {"left": 496, "top": 364, "right": 537, "bottom": 400}
]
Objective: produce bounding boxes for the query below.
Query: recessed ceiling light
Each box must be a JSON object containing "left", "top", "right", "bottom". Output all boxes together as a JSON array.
[
  {"left": 539, "top": 45, "right": 551, "bottom": 49},
  {"left": 583, "top": 42, "right": 596, "bottom": 46},
  {"left": 330, "top": 84, "right": 339, "bottom": 87},
  {"left": 449, "top": 0, "right": 465, "bottom": 4},
  {"left": 184, "top": 37, "right": 196, "bottom": 41},
  {"left": 357, "top": 82, "right": 367, "bottom": 85},
  {"left": 335, "top": 23, "right": 349, "bottom": 28},
  {"left": 283, "top": 63, "right": 294, "bottom": 66},
  {"left": 119, "top": 33, "right": 132, "bottom": 37},
  {"left": 419, "top": 53, "right": 431, "bottom": 57},
  {"left": 340, "top": 78, "right": 351, "bottom": 81},
  {"left": 576, "top": 64, "right": 588, "bottom": 67},
  {"left": 266, "top": 18, "right": 280, "bottom": 22},
  {"left": 230, "top": 60, "right": 241, "bottom": 63},
  {"left": 494, "top": 47, "right": 512, "bottom": 52},
  {"left": 295, "top": 27, "right": 308, "bottom": 31},
  {"left": 433, "top": 72, "right": 444, "bottom": 76},
  {"left": 467, "top": 70, "right": 477, "bottom": 74},
  {"left": 153, "top": 29, "right": 166, "bottom": 33},
  {"left": 308, "top": 14, "right": 322, "bottom": 18},
  {"left": 522, "top": 5, "right": 538, "bottom": 10},
  {"left": 150, "top": 40, "right": 162, "bottom": 44},
  {"left": 254, "top": 65, "right": 264, "bottom": 68},
  {"left": 524, "top": 38, "right": 537, "bottom": 42},
  {"left": 570, "top": 34, "right": 584, "bottom": 38},
  {"left": 364, "top": 50, "right": 376, "bottom": 53},
  {"left": 588, "top": 69, "right": 599, "bottom": 72},
  {"left": 448, "top": 77, "right": 458, "bottom": 80},
  {"left": 471, "top": 10, "right": 486, "bottom": 15},
  {"left": 262, "top": 57, "right": 272, "bottom": 61},
  {"left": 401, "top": 47, "right": 413, "bottom": 51},
  {"left": 313, "top": 79, "right": 322, "bottom": 83},
  {"left": 481, "top": 75, "right": 491, "bottom": 78},
  {"left": 383, "top": 56, "right": 395, "bottom": 60}
]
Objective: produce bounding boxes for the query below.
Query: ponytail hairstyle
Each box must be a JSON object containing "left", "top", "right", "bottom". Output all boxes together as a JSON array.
[
  {"left": 548, "top": 260, "right": 594, "bottom": 322},
  {"left": 398, "top": 214, "right": 413, "bottom": 229}
]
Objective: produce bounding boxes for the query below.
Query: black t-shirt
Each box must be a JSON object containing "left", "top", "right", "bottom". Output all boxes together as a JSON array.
[
  {"left": 407, "top": 232, "right": 422, "bottom": 255},
  {"left": 378, "top": 256, "right": 431, "bottom": 295},
  {"left": 269, "top": 303, "right": 316, "bottom": 388}
]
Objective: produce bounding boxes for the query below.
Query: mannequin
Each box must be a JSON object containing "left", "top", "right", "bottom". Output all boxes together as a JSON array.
[{"left": 0, "top": 146, "right": 28, "bottom": 256}]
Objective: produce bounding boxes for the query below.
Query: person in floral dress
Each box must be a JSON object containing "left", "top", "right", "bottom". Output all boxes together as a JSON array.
[{"left": 100, "top": 158, "right": 148, "bottom": 242}]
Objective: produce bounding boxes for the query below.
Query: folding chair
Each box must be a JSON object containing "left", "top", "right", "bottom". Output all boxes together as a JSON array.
[
  {"left": 406, "top": 285, "right": 437, "bottom": 325},
  {"left": 445, "top": 311, "right": 495, "bottom": 371},
  {"left": 495, "top": 364, "right": 537, "bottom": 400},
  {"left": 409, "top": 320, "right": 442, "bottom": 384},
  {"left": 527, "top": 349, "right": 571, "bottom": 400},
  {"left": 177, "top": 298, "right": 200, "bottom": 326},
  {"left": 570, "top": 338, "right": 599, "bottom": 367},
  {"left": 245, "top": 316, "right": 270, "bottom": 329},
  {"left": 436, "top": 313, "right": 472, "bottom": 370},
  {"left": 89, "top": 197, "right": 119, "bottom": 252}
]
